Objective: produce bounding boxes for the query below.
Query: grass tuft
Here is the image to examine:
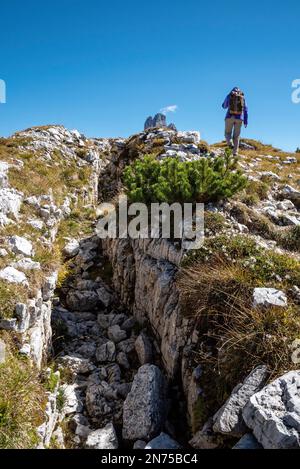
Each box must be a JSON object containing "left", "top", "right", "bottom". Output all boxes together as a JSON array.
[{"left": 0, "top": 332, "right": 47, "bottom": 449}]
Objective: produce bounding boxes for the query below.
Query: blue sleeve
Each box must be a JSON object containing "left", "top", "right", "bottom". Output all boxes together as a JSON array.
[
  {"left": 222, "top": 94, "right": 229, "bottom": 109},
  {"left": 244, "top": 100, "right": 248, "bottom": 126}
]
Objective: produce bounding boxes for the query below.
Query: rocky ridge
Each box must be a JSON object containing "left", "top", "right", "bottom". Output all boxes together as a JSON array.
[{"left": 0, "top": 124, "right": 299, "bottom": 449}]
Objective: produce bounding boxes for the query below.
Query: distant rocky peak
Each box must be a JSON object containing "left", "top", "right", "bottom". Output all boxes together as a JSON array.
[{"left": 144, "top": 113, "right": 177, "bottom": 131}]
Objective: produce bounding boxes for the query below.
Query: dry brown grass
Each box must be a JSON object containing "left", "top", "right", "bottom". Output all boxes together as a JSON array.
[
  {"left": 178, "top": 245, "right": 300, "bottom": 427},
  {"left": 212, "top": 139, "right": 300, "bottom": 187},
  {"left": 230, "top": 201, "right": 277, "bottom": 238},
  {"left": 238, "top": 179, "right": 270, "bottom": 206}
]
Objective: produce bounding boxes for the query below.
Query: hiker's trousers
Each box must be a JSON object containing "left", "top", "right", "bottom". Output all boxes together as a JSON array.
[{"left": 225, "top": 117, "right": 243, "bottom": 155}]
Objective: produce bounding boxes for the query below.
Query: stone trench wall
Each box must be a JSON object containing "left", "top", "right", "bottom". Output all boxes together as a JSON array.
[{"left": 101, "top": 237, "right": 199, "bottom": 428}]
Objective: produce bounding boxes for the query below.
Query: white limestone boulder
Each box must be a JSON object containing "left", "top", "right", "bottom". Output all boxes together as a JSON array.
[
  {"left": 8, "top": 235, "right": 33, "bottom": 256},
  {"left": 243, "top": 370, "right": 300, "bottom": 448},
  {"left": 0, "top": 266, "right": 28, "bottom": 285},
  {"left": 253, "top": 288, "right": 287, "bottom": 308}
]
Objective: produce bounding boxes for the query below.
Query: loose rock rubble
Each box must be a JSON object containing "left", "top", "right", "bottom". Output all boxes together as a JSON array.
[{"left": 51, "top": 236, "right": 174, "bottom": 449}]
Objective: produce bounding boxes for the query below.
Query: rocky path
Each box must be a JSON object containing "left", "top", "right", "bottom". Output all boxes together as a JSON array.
[{"left": 51, "top": 235, "right": 185, "bottom": 449}]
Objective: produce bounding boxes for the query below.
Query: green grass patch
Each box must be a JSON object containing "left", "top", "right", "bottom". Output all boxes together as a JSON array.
[
  {"left": 0, "top": 332, "right": 47, "bottom": 449},
  {"left": 0, "top": 281, "right": 28, "bottom": 320}
]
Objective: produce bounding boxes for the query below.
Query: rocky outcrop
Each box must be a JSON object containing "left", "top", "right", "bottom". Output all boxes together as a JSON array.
[
  {"left": 102, "top": 237, "right": 189, "bottom": 378},
  {"left": 122, "top": 364, "right": 167, "bottom": 441},
  {"left": 0, "top": 266, "right": 28, "bottom": 285},
  {"left": 0, "top": 125, "right": 107, "bottom": 370},
  {"left": 135, "top": 332, "right": 153, "bottom": 365},
  {"left": 37, "top": 369, "right": 60, "bottom": 448},
  {"left": 0, "top": 339, "right": 6, "bottom": 364},
  {"left": 253, "top": 288, "right": 287, "bottom": 308},
  {"left": 212, "top": 365, "right": 269, "bottom": 437},
  {"left": 144, "top": 113, "right": 177, "bottom": 131},
  {"left": 243, "top": 371, "right": 300, "bottom": 449},
  {"left": 0, "top": 188, "right": 23, "bottom": 227},
  {"left": 85, "top": 423, "right": 118, "bottom": 449}
]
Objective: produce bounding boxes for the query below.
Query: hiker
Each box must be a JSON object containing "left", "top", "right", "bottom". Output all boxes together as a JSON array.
[{"left": 222, "top": 87, "right": 248, "bottom": 155}]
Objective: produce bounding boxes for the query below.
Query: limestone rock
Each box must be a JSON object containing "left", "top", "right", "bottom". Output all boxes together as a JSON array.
[
  {"left": 253, "top": 288, "right": 287, "bottom": 308},
  {"left": 97, "top": 313, "right": 110, "bottom": 329},
  {"left": 240, "top": 141, "right": 255, "bottom": 151},
  {"left": 243, "top": 370, "right": 300, "bottom": 449},
  {"left": 152, "top": 113, "right": 166, "bottom": 128},
  {"left": 66, "top": 290, "right": 100, "bottom": 312},
  {"left": 61, "top": 384, "right": 84, "bottom": 415},
  {"left": 86, "top": 381, "right": 121, "bottom": 423},
  {"left": 8, "top": 235, "right": 33, "bottom": 256},
  {"left": 0, "top": 318, "right": 18, "bottom": 331},
  {"left": 144, "top": 113, "right": 176, "bottom": 131},
  {"left": 290, "top": 285, "right": 300, "bottom": 304},
  {"left": 15, "top": 303, "right": 30, "bottom": 333},
  {"left": 0, "top": 339, "right": 6, "bottom": 364},
  {"left": 259, "top": 170, "right": 280, "bottom": 181},
  {"left": 96, "top": 341, "right": 116, "bottom": 363},
  {"left": 42, "top": 272, "right": 58, "bottom": 301},
  {"left": 63, "top": 239, "right": 80, "bottom": 258},
  {"left": 280, "top": 184, "right": 300, "bottom": 205},
  {"left": 85, "top": 423, "right": 118, "bottom": 449},
  {"left": 107, "top": 324, "right": 127, "bottom": 343},
  {"left": 0, "top": 161, "right": 9, "bottom": 189},
  {"left": 135, "top": 332, "right": 153, "bottom": 365},
  {"left": 117, "top": 351, "right": 130, "bottom": 370},
  {"left": 19, "top": 343, "right": 31, "bottom": 356},
  {"left": 213, "top": 365, "right": 268, "bottom": 437},
  {"left": 0, "top": 188, "right": 23, "bottom": 226},
  {"left": 12, "top": 258, "right": 41, "bottom": 270},
  {"left": 96, "top": 284, "right": 114, "bottom": 307},
  {"left": 176, "top": 131, "right": 200, "bottom": 144},
  {"left": 122, "top": 364, "right": 167, "bottom": 441},
  {"left": 27, "top": 219, "right": 44, "bottom": 230},
  {"left": 0, "top": 266, "right": 28, "bottom": 285},
  {"left": 144, "top": 116, "right": 154, "bottom": 130},
  {"left": 145, "top": 432, "right": 181, "bottom": 449},
  {"left": 58, "top": 355, "right": 95, "bottom": 377},
  {"left": 276, "top": 199, "right": 296, "bottom": 210}
]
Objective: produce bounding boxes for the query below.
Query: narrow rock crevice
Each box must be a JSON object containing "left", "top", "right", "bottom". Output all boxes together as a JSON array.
[{"left": 50, "top": 235, "right": 189, "bottom": 449}]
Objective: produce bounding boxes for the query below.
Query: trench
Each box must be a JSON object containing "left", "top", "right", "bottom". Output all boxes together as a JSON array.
[{"left": 50, "top": 233, "right": 190, "bottom": 448}]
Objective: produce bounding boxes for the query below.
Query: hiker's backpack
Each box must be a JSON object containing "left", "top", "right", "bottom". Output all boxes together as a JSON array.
[{"left": 229, "top": 89, "right": 245, "bottom": 115}]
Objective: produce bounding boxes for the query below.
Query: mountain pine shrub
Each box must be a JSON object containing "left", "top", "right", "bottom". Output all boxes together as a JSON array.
[{"left": 123, "top": 149, "right": 247, "bottom": 204}]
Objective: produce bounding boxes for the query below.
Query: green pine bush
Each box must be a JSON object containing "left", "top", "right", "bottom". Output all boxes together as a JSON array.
[{"left": 123, "top": 149, "right": 247, "bottom": 204}]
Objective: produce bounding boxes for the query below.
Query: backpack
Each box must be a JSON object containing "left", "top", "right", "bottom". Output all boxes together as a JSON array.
[{"left": 229, "top": 89, "right": 245, "bottom": 115}]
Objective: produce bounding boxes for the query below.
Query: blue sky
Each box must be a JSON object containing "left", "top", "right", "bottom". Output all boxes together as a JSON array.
[{"left": 1, "top": 0, "right": 300, "bottom": 150}]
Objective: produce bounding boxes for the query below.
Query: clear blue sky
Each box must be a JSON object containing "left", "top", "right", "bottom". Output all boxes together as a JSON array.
[{"left": 1, "top": 0, "right": 300, "bottom": 151}]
